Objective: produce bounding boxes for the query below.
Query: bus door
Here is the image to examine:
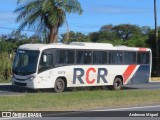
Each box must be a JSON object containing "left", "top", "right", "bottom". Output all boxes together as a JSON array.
[{"left": 37, "top": 50, "right": 54, "bottom": 88}]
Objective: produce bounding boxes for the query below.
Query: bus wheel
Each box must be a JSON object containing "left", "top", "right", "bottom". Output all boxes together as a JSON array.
[
  {"left": 54, "top": 78, "right": 65, "bottom": 93},
  {"left": 113, "top": 77, "right": 122, "bottom": 90}
]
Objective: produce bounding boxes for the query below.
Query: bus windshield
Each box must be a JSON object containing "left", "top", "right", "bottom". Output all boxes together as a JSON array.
[{"left": 12, "top": 50, "right": 40, "bottom": 75}]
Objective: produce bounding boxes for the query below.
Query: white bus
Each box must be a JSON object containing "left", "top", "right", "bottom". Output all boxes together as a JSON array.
[{"left": 12, "top": 42, "right": 152, "bottom": 92}]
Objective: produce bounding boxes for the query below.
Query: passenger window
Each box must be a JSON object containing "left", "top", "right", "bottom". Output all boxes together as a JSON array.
[
  {"left": 57, "top": 50, "right": 66, "bottom": 64},
  {"left": 137, "top": 52, "right": 150, "bottom": 64},
  {"left": 93, "top": 51, "right": 108, "bottom": 64},
  {"left": 57, "top": 50, "right": 75, "bottom": 64},
  {"left": 67, "top": 51, "right": 75, "bottom": 64},
  {"left": 77, "top": 51, "right": 92, "bottom": 64},
  {"left": 109, "top": 52, "right": 122, "bottom": 64},
  {"left": 77, "top": 51, "right": 83, "bottom": 64},
  {"left": 123, "top": 52, "right": 136, "bottom": 64}
]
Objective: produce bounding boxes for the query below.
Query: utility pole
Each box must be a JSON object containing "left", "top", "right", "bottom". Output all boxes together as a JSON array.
[{"left": 154, "top": 0, "right": 159, "bottom": 76}]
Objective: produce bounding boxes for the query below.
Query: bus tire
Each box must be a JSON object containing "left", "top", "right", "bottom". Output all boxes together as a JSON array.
[
  {"left": 113, "top": 77, "right": 122, "bottom": 90},
  {"left": 54, "top": 78, "right": 65, "bottom": 93}
]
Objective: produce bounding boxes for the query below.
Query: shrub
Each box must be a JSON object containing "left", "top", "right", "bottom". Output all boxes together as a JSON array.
[{"left": 0, "top": 52, "right": 13, "bottom": 82}]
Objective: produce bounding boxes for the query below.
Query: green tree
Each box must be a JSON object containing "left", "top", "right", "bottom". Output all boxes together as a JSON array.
[
  {"left": 98, "top": 31, "right": 118, "bottom": 42},
  {"left": 113, "top": 24, "right": 141, "bottom": 41},
  {"left": 14, "top": 0, "right": 83, "bottom": 43},
  {"left": 0, "top": 35, "right": 7, "bottom": 41},
  {"left": 98, "top": 24, "right": 118, "bottom": 42},
  {"left": 89, "top": 32, "right": 100, "bottom": 42},
  {"left": 141, "top": 26, "right": 151, "bottom": 35},
  {"left": 29, "top": 35, "right": 41, "bottom": 43},
  {"left": 8, "top": 30, "right": 28, "bottom": 41},
  {"left": 0, "top": 52, "right": 12, "bottom": 82},
  {"left": 146, "top": 28, "right": 160, "bottom": 76},
  {"left": 99, "top": 24, "right": 114, "bottom": 32},
  {"left": 61, "top": 31, "right": 90, "bottom": 43},
  {"left": 0, "top": 41, "right": 13, "bottom": 53}
]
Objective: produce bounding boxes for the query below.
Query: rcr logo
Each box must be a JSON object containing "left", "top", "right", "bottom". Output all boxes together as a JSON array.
[{"left": 73, "top": 67, "right": 108, "bottom": 84}]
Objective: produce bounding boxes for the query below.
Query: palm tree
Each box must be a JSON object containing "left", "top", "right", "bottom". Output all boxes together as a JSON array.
[{"left": 14, "top": 0, "right": 83, "bottom": 43}]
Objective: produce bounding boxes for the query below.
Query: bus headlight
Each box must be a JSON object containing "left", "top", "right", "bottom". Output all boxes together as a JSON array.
[{"left": 28, "top": 76, "right": 35, "bottom": 81}]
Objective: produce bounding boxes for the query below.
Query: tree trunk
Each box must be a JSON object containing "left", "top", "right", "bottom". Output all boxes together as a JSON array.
[{"left": 49, "top": 25, "right": 58, "bottom": 43}]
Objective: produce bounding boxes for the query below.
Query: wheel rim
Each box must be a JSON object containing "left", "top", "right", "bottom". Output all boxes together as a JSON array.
[
  {"left": 56, "top": 81, "right": 63, "bottom": 90},
  {"left": 114, "top": 78, "right": 122, "bottom": 90},
  {"left": 116, "top": 81, "right": 120, "bottom": 88}
]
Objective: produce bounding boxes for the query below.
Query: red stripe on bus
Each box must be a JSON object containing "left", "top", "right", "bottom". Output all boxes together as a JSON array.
[
  {"left": 139, "top": 48, "right": 147, "bottom": 51},
  {"left": 123, "top": 65, "right": 137, "bottom": 84}
]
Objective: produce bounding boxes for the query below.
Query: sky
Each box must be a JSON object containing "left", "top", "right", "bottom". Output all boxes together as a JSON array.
[{"left": 0, "top": 0, "right": 160, "bottom": 36}]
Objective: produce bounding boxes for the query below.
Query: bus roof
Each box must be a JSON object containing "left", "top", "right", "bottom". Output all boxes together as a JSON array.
[{"left": 18, "top": 42, "right": 151, "bottom": 52}]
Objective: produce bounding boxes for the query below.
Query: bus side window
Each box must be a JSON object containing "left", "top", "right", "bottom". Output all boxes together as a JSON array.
[
  {"left": 57, "top": 50, "right": 66, "bottom": 64},
  {"left": 84, "top": 51, "right": 92, "bottom": 64},
  {"left": 76, "top": 51, "right": 92, "bottom": 64},
  {"left": 123, "top": 52, "right": 136, "bottom": 64},
  {"left": 109, "top": 51, "right": 122, "bottom": 64},
  {"left": 66, "top": 50, "right": 75, "bottom": 64},
  {"left": 77, "top": 51, "right": 83, "bottom": 64},
  {"left": 117, "top": 52, "right": 122, "bottom": 64},
  {"left": 57, "top": 50, "right": 75, "bottom": 64},
  {"left": 93, "top": 51, "right": 108, "bottom": 64},
  {"left": 137, "top": 52, "right": 150, "bottom": 64}
]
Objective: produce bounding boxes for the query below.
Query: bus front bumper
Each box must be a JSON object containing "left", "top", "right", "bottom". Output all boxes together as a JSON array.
[{"left": 12, "top": 77, "right": 36, "bottom": 89}]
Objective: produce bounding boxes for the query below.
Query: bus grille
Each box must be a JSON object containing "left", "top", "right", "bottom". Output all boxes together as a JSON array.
[{"left": 14, "top": 82, "right": 27, "bottom": 86}]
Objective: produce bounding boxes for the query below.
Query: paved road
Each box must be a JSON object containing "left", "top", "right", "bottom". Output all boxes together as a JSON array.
[
  {"left": 0, "top": 83, "right": 42, "bottom": 96},
  {"left": 124, "top": 82, "right": 160, "bottom": 90},
  {"left": 0, "top": 82, "right": 160, "bottom": 120},
  {"left": 0, "top": 82, "right": 160, "bottom": 96},
  {"left": 0, "top": 83, "right": 29, "bottom": 96}
]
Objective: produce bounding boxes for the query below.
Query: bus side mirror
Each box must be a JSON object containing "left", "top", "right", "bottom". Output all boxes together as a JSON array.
[{"left": 43, "top": 55, "right": 47, "bottom": 63}]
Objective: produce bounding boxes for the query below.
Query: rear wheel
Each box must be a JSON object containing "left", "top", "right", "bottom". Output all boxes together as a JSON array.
[
  {"left": 54, "top": 78, "right": 65, "bottom": 93},
  {"left": 113, "top": 77, "right": 122, "bottom": 90}
]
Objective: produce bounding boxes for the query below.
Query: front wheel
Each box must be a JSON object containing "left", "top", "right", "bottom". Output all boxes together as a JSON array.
[
  {"left": 54, "top": 78, "right": 65, "bottom": 93},
  {"left": 113, "top": 77, "right": 122, "bottom": 90}
]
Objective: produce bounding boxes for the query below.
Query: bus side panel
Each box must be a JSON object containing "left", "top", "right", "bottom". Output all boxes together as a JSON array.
[
  {"left": 55, "top": 65, "right": 128, "bottom": 87},
  {"left": 130, "top": 65, "right": 150, "bottom": 84},
  {"left": 51, "top": 65, "right": 150, "bottom": 88},
  {"left": 36, "top": 69, "right": 55, "bottom": 88}
]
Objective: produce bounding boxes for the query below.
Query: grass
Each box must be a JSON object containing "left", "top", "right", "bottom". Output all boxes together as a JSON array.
[
  {"left": 0, "top": 78, "right": 11, "bottom": 83},
  {"left": 0, "top": 90, "right": 160, "bottom": 111}
]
